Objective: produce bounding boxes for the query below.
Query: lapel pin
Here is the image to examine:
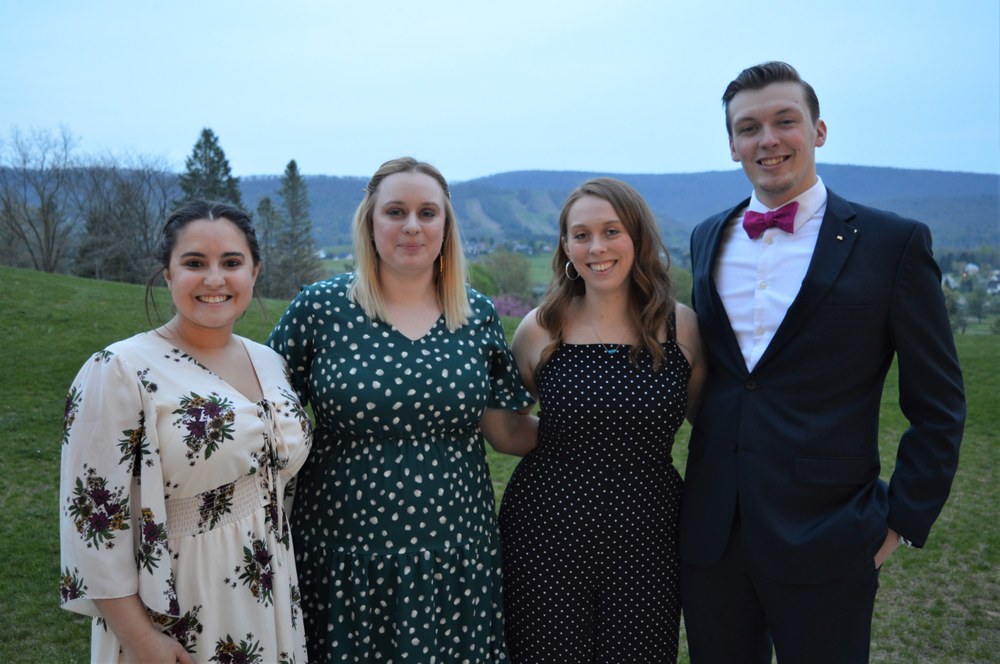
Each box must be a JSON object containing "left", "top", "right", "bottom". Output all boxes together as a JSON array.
[{"left": 836, "top": 235, "right": 844, "bottom": 241}]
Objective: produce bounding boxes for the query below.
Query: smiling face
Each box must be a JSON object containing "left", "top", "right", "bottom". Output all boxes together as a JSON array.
[
  {"left": 728, "top": 81, "right": 827, "bottom": 208},
  {"left": 371, "top": 171, "right": 447, "bottom": 280},
  {"left": 163, "top": 218, "right": 259, "bottom": 335},
  {"left": 563, "top": 194, "right": 635, "bottom": 296}
]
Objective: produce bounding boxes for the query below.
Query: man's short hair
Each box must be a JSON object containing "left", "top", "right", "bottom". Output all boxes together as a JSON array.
[{"left": 723, "top": 61, "right": 821, "bottom": 135}]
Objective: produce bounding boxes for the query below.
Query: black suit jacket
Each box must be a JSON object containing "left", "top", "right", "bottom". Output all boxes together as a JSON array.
[{"left": 681, "top": 188, "right": 965, "bottom": 585}]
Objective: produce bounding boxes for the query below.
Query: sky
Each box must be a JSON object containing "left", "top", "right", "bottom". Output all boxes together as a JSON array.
[{"left": 2, "top": 0, "right": 998, "bottom": 182}]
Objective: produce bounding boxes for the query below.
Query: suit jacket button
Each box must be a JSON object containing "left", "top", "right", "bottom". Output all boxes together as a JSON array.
[{"left": 745, "top": 380, "right": 758, "bottom": 390}]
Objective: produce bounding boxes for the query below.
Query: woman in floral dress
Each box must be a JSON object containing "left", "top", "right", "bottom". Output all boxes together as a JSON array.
[
  {"left": 268, "top": 157, "right": 537, "bottom": 662},
  {"left": 60, "top": 201, "right": 312, "bottom": 663}
]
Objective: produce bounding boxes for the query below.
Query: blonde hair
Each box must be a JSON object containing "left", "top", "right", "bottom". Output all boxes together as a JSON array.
[{"left": 349, "top": 157, "right": 470, "bottom": 330}]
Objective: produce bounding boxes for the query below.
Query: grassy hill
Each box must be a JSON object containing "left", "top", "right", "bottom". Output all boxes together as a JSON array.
[{"left": 1, "top": 266, "right": 997, "bottom": 662}]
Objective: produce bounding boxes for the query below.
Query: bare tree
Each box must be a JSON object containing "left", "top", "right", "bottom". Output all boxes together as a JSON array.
[
  {"left": 0, "top": 127, "right": 80, "bottom": 272},
  {"left": 73, "top": 153, "right": 179, "bottom": 283}
]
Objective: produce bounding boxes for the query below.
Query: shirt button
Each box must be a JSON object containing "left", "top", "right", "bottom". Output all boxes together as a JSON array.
[
  {"left": 758, "top": 281, "right": 767, "bottom": 289},
  {"left": 755, "top": 326, "right": 765, "bottom": 336}
]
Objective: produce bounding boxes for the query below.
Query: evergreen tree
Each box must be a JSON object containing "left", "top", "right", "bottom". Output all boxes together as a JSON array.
[
  {"left": 177, "top": 128, "right": 243, "bottom": 208},
  {"left": 254, "top": 196, "right": 283, "bottom": 297},
  {"left": 272, "top": 159, "right": 324, "bottom": 296}
]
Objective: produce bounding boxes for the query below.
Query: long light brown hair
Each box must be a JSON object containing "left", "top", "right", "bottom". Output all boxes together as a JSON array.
[{"left": 536, "top": 177, "right": 675, "bottom": 371}]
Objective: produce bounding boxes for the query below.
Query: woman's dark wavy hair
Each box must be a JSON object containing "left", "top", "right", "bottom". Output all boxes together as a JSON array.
[
  {"left": 536, "top": 177, "right": 675, "bottom": 372},
  {"left": 144, "top": 200, "right": 263, "bottom": 326}
]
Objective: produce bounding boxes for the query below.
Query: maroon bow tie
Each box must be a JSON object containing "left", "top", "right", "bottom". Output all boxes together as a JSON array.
[{"left": 742, "top": 202, "right": 799, "bottom": 239}]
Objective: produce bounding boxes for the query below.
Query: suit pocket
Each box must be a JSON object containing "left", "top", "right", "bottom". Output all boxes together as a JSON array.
[
  {"left": 794, "top": 455, "right": 879, "bottom": 486},
  {"left": 817, "top": 304, "right": 877, "bottom": 321}
]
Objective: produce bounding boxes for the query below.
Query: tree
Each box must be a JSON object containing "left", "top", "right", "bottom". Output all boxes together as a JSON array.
[
  {"left": 966, "top": 284, "right": 988, "bottom": 322},
  {"left": 468, "top": 262, "right": 498, "bottom": 296},
  {"left": 177, "top": 128, "right": 243, "bottom": 208},
  {"left": 0, "top": 127, "right": 80, "bottom": 272},
  {"left": 942, "top": 286, "right": 967, "bottom": 334},
  {"left": 254, "top": 196, "right": 282, "bottom": 297},
  {"left": 478, "top": 251, "right": 532, "bottom": 300},
  {"left": 670, "top": 265, "right": 693, "bottom": 306},
  {"left": 74, "top": 154, "right": 178, "bottom": 283},
  {"left": 269, "top": 160, "right": 323, "bottom": 298}
]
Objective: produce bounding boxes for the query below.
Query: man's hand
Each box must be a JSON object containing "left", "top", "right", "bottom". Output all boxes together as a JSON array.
[{"left": 874, "top": 528, "right": 902, "bottom": 569}]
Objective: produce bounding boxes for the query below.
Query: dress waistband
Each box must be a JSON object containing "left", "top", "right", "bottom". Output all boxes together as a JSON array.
[
  {"left": 165, "top": 474, "right": 265, "bottom": 539},
  {"left": 530, "top": 446, "right": 674, "bottom": 472}
]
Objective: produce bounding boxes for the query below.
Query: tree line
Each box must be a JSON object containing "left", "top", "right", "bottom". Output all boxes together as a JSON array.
[{"left": 0, "top": 127, "right": 322, "bottom": 299}]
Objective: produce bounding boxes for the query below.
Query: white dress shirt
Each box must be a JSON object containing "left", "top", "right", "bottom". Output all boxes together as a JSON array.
[{"left": 714, "top": 178, "right": 828, "bottom": 372}]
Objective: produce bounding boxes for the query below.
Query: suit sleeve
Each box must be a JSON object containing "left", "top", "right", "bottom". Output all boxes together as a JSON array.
[
  {"left": 886, "top": 222, "right": 965, "bottom": 546},
  {"left": 689, "top": 227, "right": 700, "bottom": 312}
]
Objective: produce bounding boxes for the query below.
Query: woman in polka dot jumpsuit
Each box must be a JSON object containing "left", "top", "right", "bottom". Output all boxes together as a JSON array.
[
  {"left": 500, "top": 178, "right": 706, "bottom": 663},
  {"left": 269, "top": 158, "right": 537, "bottom": 662}
]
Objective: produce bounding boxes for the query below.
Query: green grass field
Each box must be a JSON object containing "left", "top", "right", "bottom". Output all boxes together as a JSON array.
[{"left": 1, "top": 265, "right": 997, "bottom": 662}]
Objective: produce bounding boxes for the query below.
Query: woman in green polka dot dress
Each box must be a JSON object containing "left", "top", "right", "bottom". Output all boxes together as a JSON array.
[{"left": 269, "top": 157, "right": 538, "bottom": 662}]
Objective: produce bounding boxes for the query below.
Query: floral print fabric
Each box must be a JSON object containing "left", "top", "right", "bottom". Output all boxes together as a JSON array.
[{"left": 59, "top": 332, "right": 312, "bottom": 663}]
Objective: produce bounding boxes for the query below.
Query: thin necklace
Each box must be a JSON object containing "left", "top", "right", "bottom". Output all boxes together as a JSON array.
[{"left": 585, "top": 313, "right": 621, "bottom": 355}]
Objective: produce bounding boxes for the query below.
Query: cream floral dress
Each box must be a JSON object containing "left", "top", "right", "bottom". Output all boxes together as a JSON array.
[{"left": 59, "top": 331, "right": 312, "bottom": 663}]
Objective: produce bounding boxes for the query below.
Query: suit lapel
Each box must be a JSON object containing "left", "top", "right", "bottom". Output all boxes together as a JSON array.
[
  {"left": 754, "top": 191, "right": 860, "bottom": 371},
  {"left": 697, "top": 200, "right": 752, "bottom": 376}
]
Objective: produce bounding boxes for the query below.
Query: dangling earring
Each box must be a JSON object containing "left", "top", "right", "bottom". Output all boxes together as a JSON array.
[
  {"left": 564, "top": 261, "right": 580, "bottom": 281},
  {"left": 439, "top": 254, "right": 444, "bottom": 274}
]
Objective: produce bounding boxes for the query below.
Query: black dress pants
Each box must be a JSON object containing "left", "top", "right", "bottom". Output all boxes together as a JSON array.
[{"left": 681, "top": 517, "right": 880, "bottom": 664}]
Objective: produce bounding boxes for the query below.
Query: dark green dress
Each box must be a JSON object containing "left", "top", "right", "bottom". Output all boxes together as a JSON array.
[{"left": 269, "top": 274, "right": 532, "bottom": 663}]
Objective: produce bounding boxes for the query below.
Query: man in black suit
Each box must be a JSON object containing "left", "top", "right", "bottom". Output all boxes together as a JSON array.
[{"left": 680, "top": 62, "right": 965, "bottom": 663}]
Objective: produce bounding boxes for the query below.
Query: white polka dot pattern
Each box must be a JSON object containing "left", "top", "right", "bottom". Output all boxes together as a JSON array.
[
  {"left": 499, "top": 338, "right": 690, "bottom": 663},
  {"left": 269, "top": 274, "right": 533, "bottom": 662}
]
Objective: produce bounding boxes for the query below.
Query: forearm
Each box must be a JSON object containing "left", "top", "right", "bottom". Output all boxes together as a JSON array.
[
  {"left": 92, "top": 595, "right": 157, "bottom": 646},
  {"left": 481, "top": 408, "right": 538, "bottom": 457},
  {"left": 92, "top": 596, "right": 190, "bottom": 664}
]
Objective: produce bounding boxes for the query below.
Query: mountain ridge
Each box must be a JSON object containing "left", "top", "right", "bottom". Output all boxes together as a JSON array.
[{"left": 240, "top": 165, "right": 999, "bottom": 254}]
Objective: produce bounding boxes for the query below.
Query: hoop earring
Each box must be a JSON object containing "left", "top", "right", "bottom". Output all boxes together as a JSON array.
[
  {"left": 439, "top": 254, "right": 444, "bottom": 274},
  {"left": 564, "top": 261, "right": 580, "bottom": 281}
]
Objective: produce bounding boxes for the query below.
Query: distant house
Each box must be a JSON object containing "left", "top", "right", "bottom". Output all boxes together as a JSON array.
[{"left": 987, "top": 270, "right": 1000, "bottom": 296}]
